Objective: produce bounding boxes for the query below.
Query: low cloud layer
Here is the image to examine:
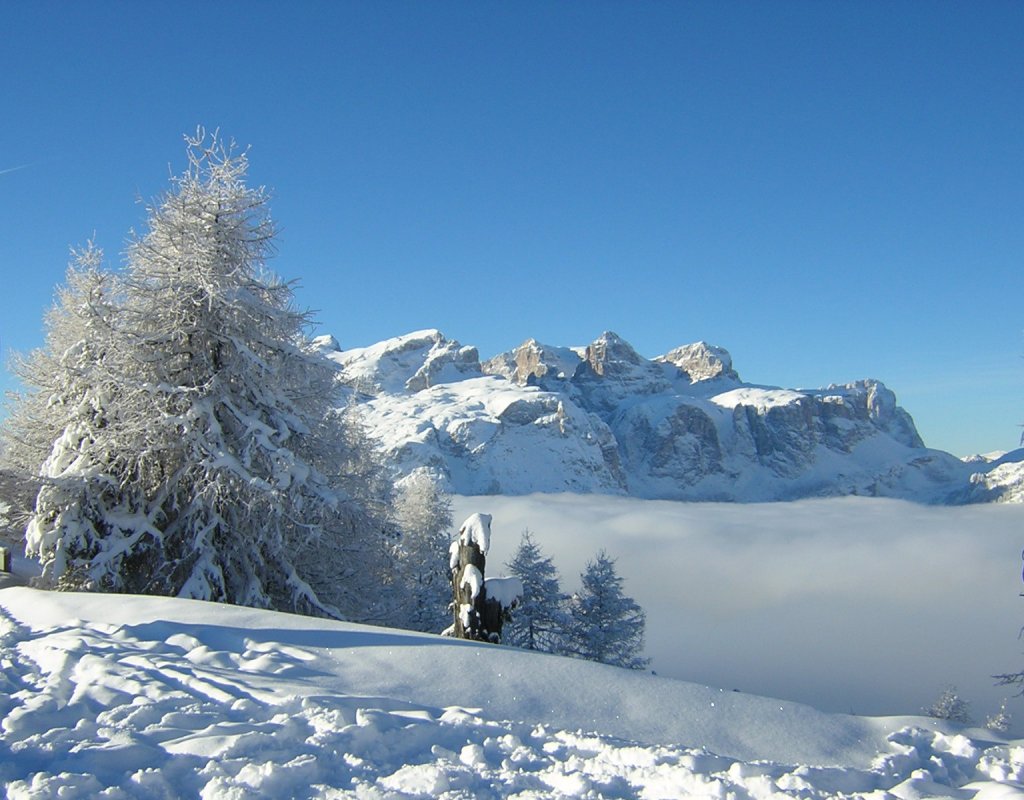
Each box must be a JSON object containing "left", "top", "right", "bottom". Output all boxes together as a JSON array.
[{"left": 452, "top": 494, "right": 1024, "bottom": 722}]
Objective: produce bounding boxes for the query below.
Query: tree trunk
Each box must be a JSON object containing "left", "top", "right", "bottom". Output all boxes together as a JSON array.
[{"left": 452, "top": 540, "right": 487, "bottom": 640}]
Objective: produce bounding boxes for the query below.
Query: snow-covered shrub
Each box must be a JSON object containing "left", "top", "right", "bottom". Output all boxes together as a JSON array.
[
  {"left": 2, "top": 131, "right": 390, "bottom": 618},
  {"left": 925, "top": 686, "right": 973, "bottom": 724},
  {"left": 564, "top": 550, "right": 649, "bottom": 670},
  {"left": 985, "top": 700, "right": 1012, "bottom": 734}
]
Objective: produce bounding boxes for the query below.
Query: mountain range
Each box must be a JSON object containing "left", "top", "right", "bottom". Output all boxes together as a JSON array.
[{"left": 318, "top": 330, "right": 1024, "bottom": 504}]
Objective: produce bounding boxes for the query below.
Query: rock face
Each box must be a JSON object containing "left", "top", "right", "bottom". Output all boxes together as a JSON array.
[
  {"left": 656, "top": 341, "right": 738, "bottom": 382},
  {"left": 481, "top": 339, "right": 582, "bottom": 386},
  {"left": 327, "top": 330, "right": 1010, "bottom": 503}
]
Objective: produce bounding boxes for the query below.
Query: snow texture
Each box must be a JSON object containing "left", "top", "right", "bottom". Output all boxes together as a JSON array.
[{"left": 0, "top": 586, "right": 1022, "bottom": 799}]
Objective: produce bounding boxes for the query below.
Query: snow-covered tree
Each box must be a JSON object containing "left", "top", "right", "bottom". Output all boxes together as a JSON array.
[
  {"left": 2, "top": 243, "right": 118, "bottom": 482},
  {"left": 564, "top": 551, "right": 649, "bottom": 670},
  {"left": 986, "top": 700, "right": 1012, "bottom": 734},
  {"left": 388, "top": 468, "right": 453, "bottom": 632},
  {"left": 924, "top": 686, "right": 972, "bottom": 724},
  {"left": 503, "top": 530, "right": 568, "bottom": 653},
  {"left": 3, "top": 131, "right": 384, "bottom": 616},
  {"left": 3, "top": 244, "right": 127, "bottom": 590}
]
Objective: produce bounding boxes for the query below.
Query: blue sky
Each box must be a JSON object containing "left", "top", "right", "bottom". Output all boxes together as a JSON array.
[{"left": 1, "top": 2, "right": 1021, "bottom": 456}]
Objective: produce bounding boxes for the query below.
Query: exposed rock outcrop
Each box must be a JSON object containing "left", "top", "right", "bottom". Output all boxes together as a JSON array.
[
  {"left": 656, "top": 341, "right": 739, "bottom": 382},
  {"left": 482, "top": 339, "right": 582, "bottom": 387}
]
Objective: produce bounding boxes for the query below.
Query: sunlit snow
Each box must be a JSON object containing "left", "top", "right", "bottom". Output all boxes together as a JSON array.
[{"left": 1, "top": 586, "right": 1022, "bottom": 798}]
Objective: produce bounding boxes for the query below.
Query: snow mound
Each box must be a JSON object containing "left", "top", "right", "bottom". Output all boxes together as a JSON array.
[
  {"left": 458, "top": 512, "right": 492, "bottom": 554},
  {"left": 483, "top": 575, "right": 523, "bottom": 609},
  {"left": 0, "top": 587, "right": 1021, "bottom": 799}
]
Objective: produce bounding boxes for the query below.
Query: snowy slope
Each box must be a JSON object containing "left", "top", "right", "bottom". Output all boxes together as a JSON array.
[
  {"left": 326, "top": 330, "right": 1012, "bottom": 503},
  {"left": 2, "top": 586, "right": 1022, "bottom": 799}
]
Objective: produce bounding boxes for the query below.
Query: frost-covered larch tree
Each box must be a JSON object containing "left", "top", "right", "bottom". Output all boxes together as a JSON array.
[
  {"left": 565, "top": 551, "right": 649, "bottom": 670},
  {"left": 4, "top": 130, "right": 381, "bottom": 616},
  {"left": 504, "top": 530, "right": 568, "bottom": 653},
  {"left": 3, "top": 244, "right": 117, "bottom": 478},
  {"left": 388, "top": 468, "right": 453, "bottom": 632}
]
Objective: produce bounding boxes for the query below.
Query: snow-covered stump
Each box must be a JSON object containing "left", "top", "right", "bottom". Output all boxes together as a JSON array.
[
  {"left": 451, "top": 529, "right": 488, "bottom": 640},
  {"left": 482, "top": 575, "right": 523, "bottom": 641},
  {"left": 447, "top": 513, "right": 522, "bottom": 643}
]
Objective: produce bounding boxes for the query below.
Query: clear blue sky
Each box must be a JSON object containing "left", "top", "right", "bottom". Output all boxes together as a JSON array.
[{"left": 1, "top": 2, "right": 1021, "bottom": 457}]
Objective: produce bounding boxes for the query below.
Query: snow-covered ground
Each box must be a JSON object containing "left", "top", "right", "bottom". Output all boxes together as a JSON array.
[{"left": 2, "top": 586, "right": 1023, "bottom": 799}]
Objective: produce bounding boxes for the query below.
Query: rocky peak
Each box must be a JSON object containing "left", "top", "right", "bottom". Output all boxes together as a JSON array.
[
  {"left": 334, "top": 330, "right": 480, "bottom": 394},
  {"left": 572, "top": 332, "right": 676, "bottom": 411},
  {"left": 482, "top": 339, "right": 583, "bottom": 386},
  {"left": 406, "top": 336, "right": 481, "bottom": 392},
  {"left": 656, "top": 342, "right": 738, "bottom": 382},
  {"left": 837, "top": 379, "right": 924, "bottom": 449},
  {"left": 310, "top": 334, "right": 341, "bottom": 353},
  {"left": 581, "top": 332, "right": 646, "bottom": 378}
]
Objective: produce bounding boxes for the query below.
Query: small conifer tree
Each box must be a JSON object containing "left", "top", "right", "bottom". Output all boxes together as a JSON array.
[
  {"left": 504, "top": 530, "right": 568, "bottom": 653},
  {"left": 985, "top": 700, "right": 1011, "bottom": 734},
  {"left": 565, "top": 550, "right": 649, "bottom": 670}
]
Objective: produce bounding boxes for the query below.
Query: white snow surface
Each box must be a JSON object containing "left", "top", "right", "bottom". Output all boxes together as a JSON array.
[
  {"left": 1, "top": 586, "right": 1022, "bottom": 799},
  {"left": 460, "top": 563, "right": 484, "bottom": 601},
  {"left": 710, "top": 386, "right": 807, "bottom": 411}
]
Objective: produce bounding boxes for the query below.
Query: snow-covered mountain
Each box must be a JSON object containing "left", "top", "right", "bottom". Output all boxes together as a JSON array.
[{"left": 321, "top": 330, "right": 1017, "bottom": 503}]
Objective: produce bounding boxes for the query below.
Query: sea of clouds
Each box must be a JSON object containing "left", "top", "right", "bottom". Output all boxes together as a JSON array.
[{"left": 452, "top": 494, "right": 1024, "bottom": 723}]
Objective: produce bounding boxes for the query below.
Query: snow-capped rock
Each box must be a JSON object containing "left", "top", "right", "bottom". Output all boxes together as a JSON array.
[
  {"left": 482, "top": 339, "right": 583, "bottom": 387},
  {"left": 965, "top": 449, "right": 1024, "bottom": 503},
  {"left": 329, "top": 329, "right": 1017, "bottom": 503},
  {"left": 656, "top": 341, "right": 739, "bottom": 382},
  {"left": 330, "top": 330, "right": 482, "bottom": 394},
  {"left": 310, "top": 333, "right": 341, "bottom": 353}
]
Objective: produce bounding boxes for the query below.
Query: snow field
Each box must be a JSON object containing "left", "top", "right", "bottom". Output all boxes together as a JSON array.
[{"left": 1, "top": 588, "right": 1023, "bottom": 799}]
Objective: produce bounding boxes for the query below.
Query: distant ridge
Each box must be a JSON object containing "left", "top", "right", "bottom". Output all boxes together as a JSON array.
[{"left": 319, "top": 330, "right": 1022, "bottom": 504}]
